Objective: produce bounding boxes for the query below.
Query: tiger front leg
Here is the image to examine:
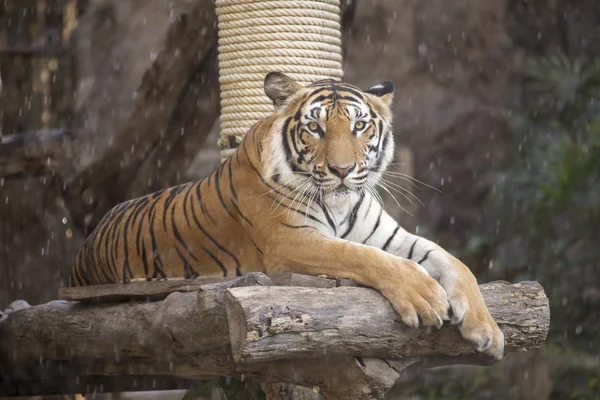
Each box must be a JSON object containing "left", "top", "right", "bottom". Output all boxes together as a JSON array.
[
  {"left": 393, "top": 235, "right": 505, "bottom": 360},
  {"left": 262, "top": 229, "right": 450, "bottom": 330}
]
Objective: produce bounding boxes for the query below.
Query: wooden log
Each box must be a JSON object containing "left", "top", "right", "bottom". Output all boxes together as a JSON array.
[
  {"left": 0, "top": 274, "right": 399, "bottom": 399},
  {"left": 1, "top": 276, "right": 549, "bottom": 400},
  {"left": 1, "top": 273, "right": 272, "bottom": 368},
  {"left": 225, "top": 281, "right": 549, "bottom": 363}
]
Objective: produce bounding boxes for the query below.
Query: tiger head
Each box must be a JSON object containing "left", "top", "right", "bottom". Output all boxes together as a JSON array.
[{"left": 263, "top": 72, "right": 395, "bottom": 205}]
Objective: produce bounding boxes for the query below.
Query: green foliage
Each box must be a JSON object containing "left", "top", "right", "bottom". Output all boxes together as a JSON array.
[{"left": 493, "top": 53, "right": 600, "bottom": 350}]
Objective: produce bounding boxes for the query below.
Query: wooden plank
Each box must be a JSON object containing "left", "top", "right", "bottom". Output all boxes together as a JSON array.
[
  {"left": 58, "top": 273, "right": 355, "bottom": 302},
  {"left": 58, "top": 276, "right": 237, "bottom": 302},
  {"left": 225, "top": 281, "right": 550, "bottom": 363},
  {"left": 268, "top": 273, "right": 336, "bottom": 288}
]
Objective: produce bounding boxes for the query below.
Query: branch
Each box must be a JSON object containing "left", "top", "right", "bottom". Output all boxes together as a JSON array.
[
  {"left": 0, "top": 274, "right": 549, "bottom": 399},
  {"left": 63, "top": 3, "right": 218, "bottom": 235},
  {"left": 225, "top": 281, "right": 549, "bottom": 363}
]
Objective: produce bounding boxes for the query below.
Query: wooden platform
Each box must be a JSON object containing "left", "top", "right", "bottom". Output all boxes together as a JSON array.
[{"left": 58, "top": 273, "right": 357, "bottom": 302}]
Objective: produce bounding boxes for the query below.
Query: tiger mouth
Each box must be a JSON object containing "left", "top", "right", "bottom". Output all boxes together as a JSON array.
[{"left": 333, "top": 185, "right": 351, "bottom": 195}]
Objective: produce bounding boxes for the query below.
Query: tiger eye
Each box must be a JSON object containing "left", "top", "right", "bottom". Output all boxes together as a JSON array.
[
  {"left": 355, "top": 121, "right": 366, "bottom": 130},
  {"left": 308, "top": 121, "right": 319, "bottom": 132}
]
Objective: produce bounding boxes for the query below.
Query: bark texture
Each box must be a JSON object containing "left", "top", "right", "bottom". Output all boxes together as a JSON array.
[
  {"left": 0, "top": 274, "right": 549, "bottom": 399},
  {"left": 225, "top": 281, "right": 549, "bottom": 363}
]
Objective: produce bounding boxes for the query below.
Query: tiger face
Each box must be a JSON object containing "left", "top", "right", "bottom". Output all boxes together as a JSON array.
[{"left": 264, "top": 72, "right": 395, "bottom": 205}]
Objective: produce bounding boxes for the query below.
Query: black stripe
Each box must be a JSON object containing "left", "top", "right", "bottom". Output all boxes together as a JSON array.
[
  {"left": 91, "top": 210, "right": 117, "bottom": 282},
  {"left": 73, "top": 252, "right": 86, "bottom": 286},
  {"left": 151, "top": 189, "right": 166, "bottom": 199},
  {"left": 195, "top": 180, "right": 215, "bottom": 225},
  {"left": 250, "top": 237, "right": 263, "bottom": 255},
  {"left": 337, "top": 95, "right": 363, "bottom": 102},
  {"left": 336, "top": 87, "right": 364, "bottom": 99},
  {"left": 227, "top": 158, "right": 238, "bottom": 200},
  {"left": 364, "top": 197, "right": 373, "bottom": 221},
  {"left": 417, "top": 250, "right": 433, "bottom": 264},
  {"left": 307, "top": 86, "right": 333, "bottom": 96},
  {"left": 369, "top": 105, "right": 377, "bottom": 119},
  {"left": 182, "top": 182, "right": 195, "bottom": 227},
  {"left": 242, "top": 138, "right": 281, "bottom": 192},
  {"left": 162, "top": 189, "right": 178, "bottom": 231},
  {"left": 407, "top": 238, "right": 419, "bottom": 260},
  {"left": 231, "top": 200, "right": 253, "bottom": 226},
  {"left": 281, "top": 117, "right": 294, "bottom": 163},
  {"left": 341, "top": 193, "right": 365, "bottom": 238},
  {"left": 203, "top": 247, "right": 228, "bottom": 277},
  {"left": 213, "top": 163, "right": 235, "bottom": 219},
  {"left": 171, "top": 204, "right": 200, "bottom": 262},
  {"left": 148, "top": 206, "right": 167, "bottom": 279},
  {"left": 321, "top": 203, "right": 337, "bottom": 235},
  {"left": 277, "top": 200, "right": 327, "bottom": 227},
  {"left": 373, "top": 128, "right": 390, "bottom": 170},
  {"left": 382, "top": 225, "right": 400, "bottom": 251},
  {"left": 363, "top": 206, "right": 383, "bottom": 244},
  {"left": 282, "top": 223, "right": 318, "bottom": 230},
  {"left": 294, "top": 98, "right": 309, "bottom": 120},
  {"left": 290, "top": 124, "right": 305, "bottom": 163},
  {"left": 100, "top": 217, "right": 118, "bottom": 283},
  {"left": 175, "top": 246, "right": 199, "bottom": 279},
  {"left": 312, "top": 94, "right": 334, "bottom": 104},
  {"left": 110, "top": 205, "right": 131, "bottom": 281},
  {"left": 135, "top": 199, "right": 153, "bottom": 266},
  {"left": 120, "top": 199, "right": 147, "bottom": 283},
  {"left": 130, "top": 197, "right": 150, "bottom": 257},
  {"left": 140, "top": 241, "right": 149, "bottom": 279},
  {"left": 189, "top": 192, "right": 241, "bottom": 275},
  {"left": 227, "top": 158, "right": 253, "bottom": 226}
]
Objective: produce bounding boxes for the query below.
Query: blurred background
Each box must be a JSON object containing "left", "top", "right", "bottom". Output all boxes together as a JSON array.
[{"left": 1, "top": 0, "right": 599, "bottom": 399}]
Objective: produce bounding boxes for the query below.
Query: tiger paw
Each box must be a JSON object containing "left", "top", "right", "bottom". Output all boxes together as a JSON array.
[
  {"left": 447, "top": 288, "right": 505, "bottom": 360},
  {"left": 382, "top": 259, "right": 450, "bottom": 329}
]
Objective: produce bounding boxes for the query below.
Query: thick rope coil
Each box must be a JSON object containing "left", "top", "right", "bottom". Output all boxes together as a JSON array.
[{"left": 216, "top": 0, "right": 343, "bottom": 162}]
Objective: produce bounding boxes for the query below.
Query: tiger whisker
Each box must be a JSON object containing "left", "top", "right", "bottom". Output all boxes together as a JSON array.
[
  {"left": 266, "top": 177, "right": 311, "bottom": 210},
  {"left": 285, "top": 180, "right": 313, "bottom": 220},
  {"left": 378, "top": 181, "right": 420, "bottom": 208},
  {"left": 366, "top": 176, "right": 386, "bottom": 207},
  {"left": 270, "top": 178, "right": 312, "bottom": 218},
  {"left": 269, "top": 180, "right": 304, "bottom": 214},
  {"left": 303, "top": 186, "right": 319, "bottom": 226},
  {"left": 379, "top": 177, "right": 424, "bottom": 207},
  {"left": 379, "top": 171, "right": 443, "bottom": 194},
  {"left": 376, "top": 182, "right": 414, "bottom": 216},
  {"left": 244, "top": 176, "right": 306, "bottom": 205}
]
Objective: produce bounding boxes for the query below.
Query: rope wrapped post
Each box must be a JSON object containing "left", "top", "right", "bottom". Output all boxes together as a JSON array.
[{"left": 215, "top": 0, "right": 344, "bottom": 161}]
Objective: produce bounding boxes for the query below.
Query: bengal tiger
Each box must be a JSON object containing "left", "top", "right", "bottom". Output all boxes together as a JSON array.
[{"left": 68, "top": 72, "right": 504, "bottom": 359}]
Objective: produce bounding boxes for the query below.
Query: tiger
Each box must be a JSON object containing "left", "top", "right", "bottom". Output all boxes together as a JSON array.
[{"left": 68, "top": 72, "right": 504, "bottom": 359}]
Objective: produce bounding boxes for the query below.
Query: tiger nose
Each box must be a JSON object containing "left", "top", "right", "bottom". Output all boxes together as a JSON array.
[{"left": 328, "top": 163, "right": 356, "bottom": 179}]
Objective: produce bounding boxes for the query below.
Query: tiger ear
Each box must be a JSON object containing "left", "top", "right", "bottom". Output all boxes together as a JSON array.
[
  {"left": 365, "top": 81, "right": 394, "bottom": 109},
  {"left": 264, "top": 72, "right": 303, "bottom": 110}
]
